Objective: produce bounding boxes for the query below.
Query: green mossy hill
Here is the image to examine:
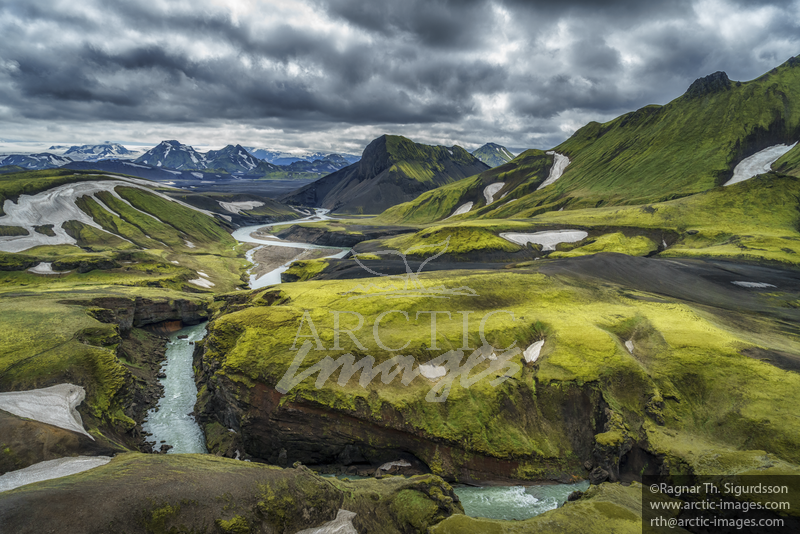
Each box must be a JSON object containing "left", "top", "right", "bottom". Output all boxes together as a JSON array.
[
  {"left": 378, "top": 58, "right": 800, "bottom": 225},
  {"left": 376, "top": 225, "right": 523, "bottom": 257},
  {"left": 281, "top": 134, "right": 489, "bottom": 215},
  {"left": 530, "top": 173, "right": 800, "bottom": 265},
  {"left": 198, "top": 266, "right": 800, "bottom": 483},
  {"left": 164, "top": 191, "right": 300, "bottom": 224},
  {"left": 0, "top": 453, "right": 461, "bottom": 534},
  {"left": 376, "top": 150, "right": 553, "bottom": 225},
  {"left": 372, "top": 172, "right": 800, "bottom": 266},
  {"left": 431, "top": 482, "right": 686, "bottom": 534},
  {"left": 506, "top": 58, "right": 800, "bottom": 211}
]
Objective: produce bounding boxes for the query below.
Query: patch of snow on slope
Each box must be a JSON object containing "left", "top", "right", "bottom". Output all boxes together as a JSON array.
[
  {"left": 189, "top": 278, "right": 215, "bottom": 288},
  {"left": 724, "top": 142, "right": 797, "bottom": 186},
  {"left": 500, "top": 230, "right": 588, "bottom": 251},
  {"left": 483, "top": 183, "right": 504, "bottom": 205},
  {"left": 419, "top": 364, "right": 447, "bottom": 380},
  {"left": 28, "top": 262, "right": 70, "bottom": 275},
  {"left": 296, "top": 510, "right": 358, "bottom": 534},
  {"left": 218, "top": 201, "right": 265, "bottom": 214},
  {"left": 524, "top": 340, "right": 544, "bottom": 363},
  {"left": 0, "top": 384, "right": 94, "bottom": 439},
  {"left": 731, "top": 281, "right": 776, "bottom": 289},
  {"left": 446, "top": 202, "right": 473, "bottom": 219},
  {"left": 536, "top": 151, "right": 571, "bottom": 190},
  {"left": 0, "top": 456, "right": 112, "bottom": 493}
]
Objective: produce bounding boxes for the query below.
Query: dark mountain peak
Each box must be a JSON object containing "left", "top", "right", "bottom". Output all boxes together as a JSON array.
[
  {"left": 686, "top": 71, "right": 731, "bottom": 98},
  {"left": 163, "top": 140, "right": 182, "bottom": 147}
]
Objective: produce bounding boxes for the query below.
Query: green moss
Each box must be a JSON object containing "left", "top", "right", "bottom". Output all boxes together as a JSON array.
[
  {"left": 216, "top": 515, "right": 251, "bottom": 534},
  {"left": 282, "top": 259, "right": 330, "bottom": 282},
  {"left": 0, "top": 225, "right": 29, "bottom": 236},
  {"left": 550, "top": 233, "right": 658, "bottom": 258}
]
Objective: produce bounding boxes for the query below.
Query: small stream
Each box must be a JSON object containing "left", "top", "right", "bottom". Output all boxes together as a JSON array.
[{"left": 142, "top": 323, "right": 208, "bottom": 454}]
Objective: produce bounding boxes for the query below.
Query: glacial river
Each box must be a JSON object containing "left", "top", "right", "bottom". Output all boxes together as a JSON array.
[
  {"left": 231, "top": 208, "right": 350, "bottom": 289},
  {"left": 142, "top": 323, "right": 208, "bottom": 454}
]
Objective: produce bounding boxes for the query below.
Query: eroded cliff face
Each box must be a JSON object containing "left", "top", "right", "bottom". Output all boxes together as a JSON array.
[
  {"left": 76, "top": 296, "right": 209, "bottom": 333},
  {"left": 196, "top": 370, "right": 608, "bottom": 484}
]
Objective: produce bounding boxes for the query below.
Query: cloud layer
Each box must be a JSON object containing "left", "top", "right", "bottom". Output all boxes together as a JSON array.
[{"left": 1, "top": 0, "right": 798, "bottom": 153}]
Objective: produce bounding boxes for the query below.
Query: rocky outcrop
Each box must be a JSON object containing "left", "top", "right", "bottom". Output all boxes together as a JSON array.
[
  {"left": 685, "top": 71, "right": 731, "bottom": 98},
  {"left": 0, "top": 453, "right": 463, "bottom": 533},
  {"left": 67, "top": 296, "right": 209, "bottom": 333}
]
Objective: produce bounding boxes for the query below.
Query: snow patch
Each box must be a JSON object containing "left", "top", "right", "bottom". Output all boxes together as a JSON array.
[
  {"left": 725, "top": 143, "right": 797, "bottom": 186},
  {"left": 483, "top": 183, "right": 504, "bottom": 205},
  {"left": 296, "top": 510, "right": 358, "bottom": 534},
  {"left": 500, "top": 230, "right": 588, "bottom": 251},
  {"left": 0, "top": 456, "right": 112, "bottom": 493},
  {"left": 625, "top": 340, "right": 634, "bottom": 354},
  {"left": 191, "top": 172, "right": 203, "bottom": 178},
  {"left": 0, "top": 384, "right": 93, "bottom": 439},
  {"left": 184, "top": 240, "right": 196, "bottom": 248},
  {"left": 188, "top": 277, "right": 215, "bottom": 288},
  {"left": 731, "top": 281, "right": 777, "bottom": 289},
  {"left": 218, "top": 201, "right": 265, "bottom": 214},
  {"left": 28, "top": 262, "right": 71, "bottom": 275},
  {"left": 419, "top": 364, "right": 447, "bottom": 380},
  {"left": 446, "top": 202, "right": 473, "bottom": 219},
  {"left": 536, "top": 152, "right": 571, "bottom": 190},
  {"left": 523, "top": 340, "right": 544, "bottom": 363}
]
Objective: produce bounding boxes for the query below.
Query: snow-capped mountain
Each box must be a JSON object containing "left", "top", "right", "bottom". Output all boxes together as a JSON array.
[
  {"left": 471, "top": 143, "right": 516, "bottom": 167},
  {"left": 60, "top": 143, "right": 140, "bottom": 162},
  {"left": 0, "top": 153, "right": 72, "bottom": 170},
  {"left": 135, "top": 140, "right": 208, "bottom": 170},
  {"left": 135, "top": 141, "right": 279, "bottom": 175},
  {"left": 203, "top": 145, "right": 279, "bottom": 174}
]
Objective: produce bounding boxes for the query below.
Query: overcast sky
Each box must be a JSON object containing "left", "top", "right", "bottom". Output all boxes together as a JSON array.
[{"left": 1, "top": 0, "right": 798, "bottom": 154}]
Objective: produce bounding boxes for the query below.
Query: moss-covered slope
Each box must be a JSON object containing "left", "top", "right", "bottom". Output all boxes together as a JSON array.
[
  {"left": 197, "top": 263, "right": 800, "bottom": 484},
  {"left": 0, "top": 453, "right": 462, "bottom": 533}
]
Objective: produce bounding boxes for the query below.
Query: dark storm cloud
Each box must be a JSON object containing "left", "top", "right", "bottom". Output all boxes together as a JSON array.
[{"left": 0, "top": 0, "right": 798, "bottom": 150}]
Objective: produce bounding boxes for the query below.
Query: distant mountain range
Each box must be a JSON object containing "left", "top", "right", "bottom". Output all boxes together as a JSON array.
[
  {"left": 0, "top": 141, "right": 363, "bottom": 179},
  {"left": 245, "top": 148, "right": 361, "bottom": 166}
]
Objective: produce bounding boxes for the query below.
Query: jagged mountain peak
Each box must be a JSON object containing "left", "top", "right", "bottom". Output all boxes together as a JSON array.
[{"left": 685, "top": 71, "right": 731, "bottom": 98}]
